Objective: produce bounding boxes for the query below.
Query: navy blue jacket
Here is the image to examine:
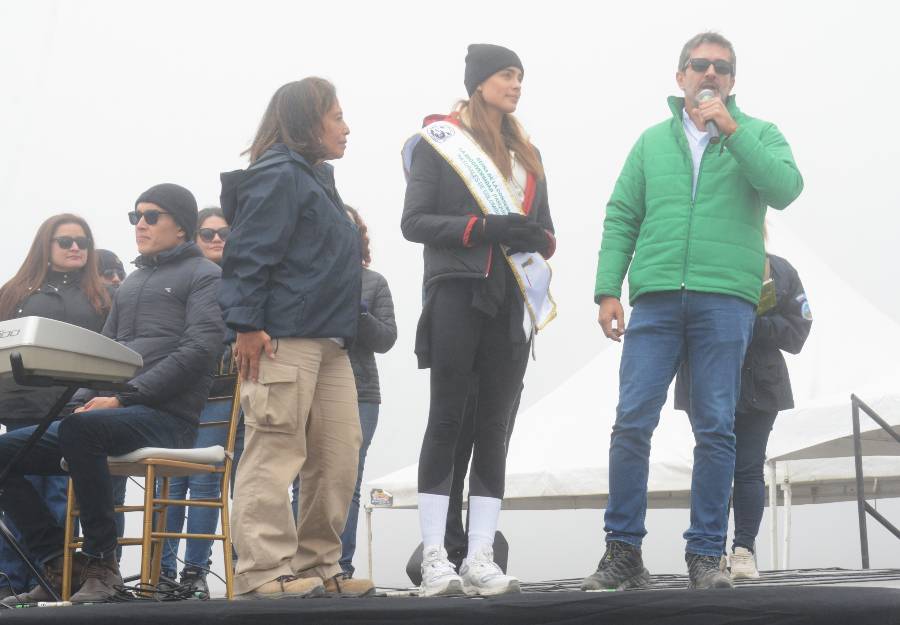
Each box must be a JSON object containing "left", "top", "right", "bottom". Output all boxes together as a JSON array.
[
  {"left": 675, "top": 254, "right": 812, "bottom": 414},
  {"left": 218, "top": 144, "right": 362, "bottom": 343}
]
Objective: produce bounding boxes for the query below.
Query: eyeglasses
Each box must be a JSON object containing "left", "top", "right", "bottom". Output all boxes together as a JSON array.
[
  {"left": 53, "top": 236, "right": 92, "bottom": 250},
  {"left": 685, "top": 58, "right": 734, "bottom": 75},
  {"left": 128, "top": 209, "right": 170, "bottom": 226},
  {"left": 198, "top": 227, "right": 231, "bottom": 242}
]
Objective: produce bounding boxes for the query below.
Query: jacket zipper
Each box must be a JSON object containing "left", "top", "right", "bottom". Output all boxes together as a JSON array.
[{"left": 682, "top": 143, "right": 710, "bottom": 289}]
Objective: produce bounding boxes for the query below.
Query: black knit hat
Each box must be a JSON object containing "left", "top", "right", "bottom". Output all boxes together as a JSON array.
[
  {"left": 134, "top": 183, "right": 198, "bottom": 240},
  {"left": 464, "top": 43, "right": 524, "bottom": 96},
  {"left": 96, "top": 249, "right": 125, "bottom": 278}
]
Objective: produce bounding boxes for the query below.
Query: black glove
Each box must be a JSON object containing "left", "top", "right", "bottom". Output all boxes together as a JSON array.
[
  {"left": 506, "top": 223, "right": 548, "bottom": 255},
  {"left": 477, "top": 213, "right": 529, "bottom": 244}
]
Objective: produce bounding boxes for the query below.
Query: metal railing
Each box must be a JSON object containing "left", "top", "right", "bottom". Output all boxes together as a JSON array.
[{"left": 851, "top": 393, "right": 900, "bottom": 568}]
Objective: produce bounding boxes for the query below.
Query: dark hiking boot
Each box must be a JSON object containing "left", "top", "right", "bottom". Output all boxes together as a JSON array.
[
  {"left": 180, "top": 566, "right": 210, "bottom": 600},
  {"left": 580, "top": 540, "right": 651, "bottom": 591},
  {"left": 1, "top": 553, "right": 89, "bottom": 605},
  {"left": 686, "top": 552, "right": 734, "bottom": 589},
  {"left": 70, "top": 553, "right": 123, "bottom": 603}
]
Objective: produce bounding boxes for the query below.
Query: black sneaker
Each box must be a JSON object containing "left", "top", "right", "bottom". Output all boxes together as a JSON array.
[
  {"left": 580, "top": 540, "right": 651, "bottom": 590},
  {"left": 180, "top": 566, "right": 210, "bottom": 600},
  {"left": 686, "top": 552, "right": 733, "bottom": 589}
]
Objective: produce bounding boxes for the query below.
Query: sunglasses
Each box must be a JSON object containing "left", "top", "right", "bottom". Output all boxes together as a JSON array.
[
  {"left": 53, "top": 236, "right": 92, "bottom": 250},
  {"left": 685, "top": 58, "right": 734, "bottom": 75},
  {"left": 128, "top": 209, "right": 170, "bottom": 226},
  {"left": 198, "top": 227, "right": 231, "bottom": 242},
  {"left": 102, "top": 268, "right": 126, "bottom": 281}
]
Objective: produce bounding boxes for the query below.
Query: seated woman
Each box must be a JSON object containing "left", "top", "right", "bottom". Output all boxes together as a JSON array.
[{"left": 0, "top": 214, "right": 110, "bottom": 601}]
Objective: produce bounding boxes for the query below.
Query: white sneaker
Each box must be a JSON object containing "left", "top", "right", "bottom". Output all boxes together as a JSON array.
[
  {"left": 459, "top": 545, "right": 520, "bottom": 596},
  {"left": 729, "top": 546, "right": 760, "bottom": 579},
  {"left": 420, "top": 545, "right": 464, "bottom": 597}
]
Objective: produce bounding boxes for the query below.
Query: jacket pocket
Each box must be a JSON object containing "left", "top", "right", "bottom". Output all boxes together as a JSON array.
[{"left": 240, "top": 360, "right": 299, "bottom": 433}]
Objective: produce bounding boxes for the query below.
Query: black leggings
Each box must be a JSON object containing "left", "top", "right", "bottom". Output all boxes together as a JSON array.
[{"left": 417, "top": 279, "right": 530, "bottom": 499}]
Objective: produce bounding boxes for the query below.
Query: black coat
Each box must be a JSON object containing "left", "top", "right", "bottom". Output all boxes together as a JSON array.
[
  {"left": 219, "top": 144, "right": 362, "bottom": 344},
  {"left": 401, "top": 138, "right": 554, "bottom": 289},
  {"left": 349, "top": 268, "right": 397, "bottom": 404},
  {"left": 675, "top": 254, "right": 812, "bottom": 415},
  {"left": 0, "top": 270, "right": 108, "bottom": 422},
  {"left": 92, "top": 242, "right": 225, "bottom": 425}
]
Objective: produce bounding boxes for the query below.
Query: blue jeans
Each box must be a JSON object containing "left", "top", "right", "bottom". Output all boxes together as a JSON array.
[
  {"left": 0, "top": 421, "right": 71, "bottom": 592},
  {"left": 604, "top": 291, "right": 754, "bottom": 556},
  {"left": 732, "top": 409, "right": 777, "bottom": 552},
  {"left": 292, "top": 401, "right": 378, "bottom": 576},
  {"left": 159, "top": 400, "right": 231, "bottom": 575},
  {"left": 0, "top": 405, "right": 195, "bottom": 563}
]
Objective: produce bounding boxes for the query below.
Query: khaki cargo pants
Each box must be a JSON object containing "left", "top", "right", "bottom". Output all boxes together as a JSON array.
[{"left": 231, "top": 338, "right": 361, "bottom": 594}]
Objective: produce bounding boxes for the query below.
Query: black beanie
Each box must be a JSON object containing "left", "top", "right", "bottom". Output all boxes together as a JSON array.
[
  {"left": 464, "top": 43, "right": 524, "bottom": 96},
  {"left": 96, "top": 249, "right": 125, "bottom": 276},
  {"left": 134, "top": 183, "right": 198, "bottom": 241}
]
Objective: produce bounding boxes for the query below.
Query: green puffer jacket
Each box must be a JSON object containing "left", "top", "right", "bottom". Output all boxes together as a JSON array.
[{"left": 594, "top": 96, "right": 802, "bottom": 306}]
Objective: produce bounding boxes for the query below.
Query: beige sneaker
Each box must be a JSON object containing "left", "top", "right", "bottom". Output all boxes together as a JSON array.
[
  {"left": 324, "top": 572, "right": 375, "bottom": 597},
  {"left": 729, "top": 547, "right": 760, "bottom": 579},
  {"left": 235, "top": 575, "right": 325, "bottom": 600}
]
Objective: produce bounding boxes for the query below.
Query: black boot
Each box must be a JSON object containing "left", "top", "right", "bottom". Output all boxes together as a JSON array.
[
  {"left": 180, "top": 566, "right": 210, "bottom": 600},
  {"left": 580, "top": 540, "right": 651, "bottom": 590},
  {"left": 686, "top": 552, "right": 733, "bottom": 589}
]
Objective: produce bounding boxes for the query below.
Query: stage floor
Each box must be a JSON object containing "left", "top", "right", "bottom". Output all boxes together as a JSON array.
[{"left": 2, "top": 569, "right": 899, "bottom": 625}]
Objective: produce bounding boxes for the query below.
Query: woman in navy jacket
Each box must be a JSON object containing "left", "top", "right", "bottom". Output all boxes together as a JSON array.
[{"left": 219, "top": 78, "right": 370, "bottom": 599}]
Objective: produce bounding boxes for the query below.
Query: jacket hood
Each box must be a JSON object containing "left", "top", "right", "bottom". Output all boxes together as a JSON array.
[
  {"left": 133, "top": 241, "right": 202, "bottom": 269},
  {"left": 219, "top": 143, "right": 334, "bottom": 224},
  {"left": 668, "top": 94, "right": 739, "bottom": 119}
]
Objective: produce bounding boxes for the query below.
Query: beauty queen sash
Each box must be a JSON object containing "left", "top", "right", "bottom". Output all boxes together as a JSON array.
[{"left": 419, "top": 119, "right": 557, "bottom": 331}]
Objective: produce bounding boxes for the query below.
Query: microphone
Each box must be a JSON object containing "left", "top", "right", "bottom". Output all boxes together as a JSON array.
[{"left": 697, "top": 89, "right": 720, "bottom": 144}]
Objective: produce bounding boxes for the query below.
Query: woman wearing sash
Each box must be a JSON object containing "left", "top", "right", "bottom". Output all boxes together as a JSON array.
[{"left": 402, "top": 43, "right": 555, "bottom": 597}]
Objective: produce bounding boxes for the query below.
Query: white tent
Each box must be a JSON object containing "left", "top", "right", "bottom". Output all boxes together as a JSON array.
[
  {"left": 368, "top": 226, "right": 900, "bottom": 510},
  {"left": 367, "top": 226, "right": 900, "bottom": 574}
]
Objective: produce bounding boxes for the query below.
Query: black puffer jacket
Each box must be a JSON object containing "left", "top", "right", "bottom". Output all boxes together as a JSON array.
[
  {"left": 349, "top": 268, "right": 397, "bottom": 404},
  {"left": 98, "top": 242, "right": 225, "bottom": 425},
  {"left": 675, "top": 254, "right": 812, "bottom": 414},
  {"left": 0, "top": 270, "right": 108, "bottom": 422},
  {"left": 401, "top": 138, "right": 555, "bottom": 289}
]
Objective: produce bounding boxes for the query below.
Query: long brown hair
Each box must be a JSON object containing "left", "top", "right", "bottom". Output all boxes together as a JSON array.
[
  {"left": 0, "top": 214, "right": 111, "bottom": 320},
  {"left": 244, "top": 78, "right": 337, "bottom": 164},
  {"left": 457, "top": 91, "right": 544, "bottom": 180},
  {"left": 344, "top": 204, "right": 371, "bottom": 267}
]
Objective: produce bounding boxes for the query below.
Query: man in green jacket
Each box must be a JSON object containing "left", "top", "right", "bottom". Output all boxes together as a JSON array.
[{"left": 581, "top": 32, "right": 802, "bottom": 591}]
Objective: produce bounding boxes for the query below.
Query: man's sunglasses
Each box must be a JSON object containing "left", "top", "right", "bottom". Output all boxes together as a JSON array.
[
  {"left": 685, "top": 58, "right": 734, "bottom": 75},
  {"left": 128, "top": 209, "right": 169, "bottom": 226},
  {"left": 198, "top": 227, "right": 231, "bottom": 242},
  {"left": 53, "top": 236, "right": 92, "bottom": 250}
]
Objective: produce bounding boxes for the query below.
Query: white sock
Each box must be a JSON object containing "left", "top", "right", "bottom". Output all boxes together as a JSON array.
[
  {"left": 418, "top": 493, "right": 450, "bottom": 549},
  {"left": 466, "top": 496, "right": 502, "bottom": 562}
]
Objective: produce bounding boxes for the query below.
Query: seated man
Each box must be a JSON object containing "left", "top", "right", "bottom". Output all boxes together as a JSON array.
[{"left": 0, "top": 183, "right": 224, "bottom": 603}]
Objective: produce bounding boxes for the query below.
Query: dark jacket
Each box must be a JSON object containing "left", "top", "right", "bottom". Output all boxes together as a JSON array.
[
  {"left": 0, "top": 270, "right": 109, "bottom": 422},
  {"left": 675, "top": 254, "right": 812, "bottom": 414},
  {"left": 98, "top": 242, "right": 225, "bottom": 425},
  {"left": 219, "top": 144, "right": 362, "bottom": 343},
  {"left": 401, "top": 138, "right": 555, "bottom": 289},
  {"left": 349, "top": 268, "right": 397, "bottom": 404}
]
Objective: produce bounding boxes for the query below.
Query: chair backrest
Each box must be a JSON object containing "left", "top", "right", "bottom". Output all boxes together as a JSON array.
[{"left": 201, "top": 372, "right": 240, "bottom": 456}]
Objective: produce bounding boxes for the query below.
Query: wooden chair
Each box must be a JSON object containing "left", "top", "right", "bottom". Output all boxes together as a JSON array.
[{"left": 61, "top": 374, "right": 242, "bottom": 599}]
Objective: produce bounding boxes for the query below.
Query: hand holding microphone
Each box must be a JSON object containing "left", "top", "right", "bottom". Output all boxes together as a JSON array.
[{"left": 696, "top": 89, "right": 738, "bottom": 142}]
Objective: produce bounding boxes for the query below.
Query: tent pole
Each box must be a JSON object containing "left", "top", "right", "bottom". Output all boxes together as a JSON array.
[
  {"left": 767, "top": 460, "right": 778, "bottom": 570},
  {"left": 366, "top": 505, "right": 374, "bottom": 581},
  {"left": 781, "top": 466, "right": 792, "bottom": 569}
]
